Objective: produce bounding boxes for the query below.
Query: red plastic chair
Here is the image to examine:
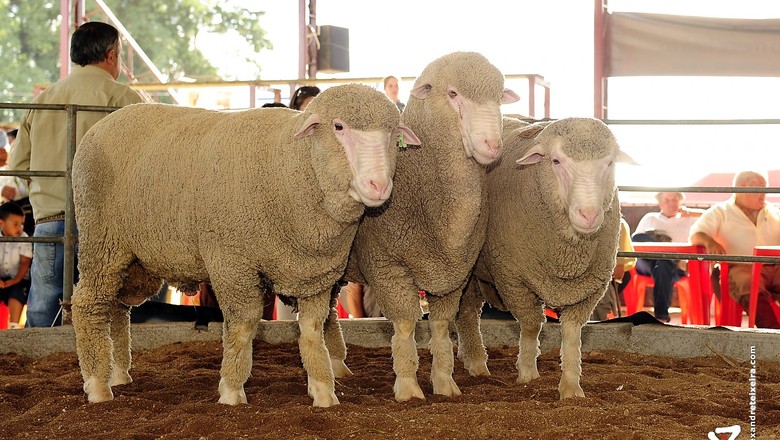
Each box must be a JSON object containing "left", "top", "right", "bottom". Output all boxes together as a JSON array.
[
  {"left": 627, "top": 243, "right": 709, "bottom": 324},
  {"left": 623, "top": 268, "right": 692, "bottom": 324},
  {"left": 0, "top": 302, "right": 8, "bottom": 330},
  {"left": 748, "top": 246, "right": 780, "bottom": 328},
  {"left": 714, "top": 263, "right": 744, "bottom": 327}
]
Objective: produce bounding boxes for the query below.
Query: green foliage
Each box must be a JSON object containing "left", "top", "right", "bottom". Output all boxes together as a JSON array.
[{"left": 0, "top": 0, "right": 271, "bottom": 121}]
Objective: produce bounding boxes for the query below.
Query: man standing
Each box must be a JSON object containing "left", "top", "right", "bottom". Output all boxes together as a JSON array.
[
  {"left": 690, "top": 171, "right": 780, "bottom": 328},
  {"left": 10, "top": 21, "right": 144, "bottom": 327}
]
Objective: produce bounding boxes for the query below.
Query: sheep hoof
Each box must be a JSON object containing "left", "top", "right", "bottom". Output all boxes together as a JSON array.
[
  {"left": 463, "top": 360, "right": 490, "bottom": 377},
  {"left": 84, "top": 376, "right": 113, "bottom": 403},
  {"left": 393, "top": 377, "right": 425, "bottom": 402},
  {"left": 218, "top": 378, "right": 248, "bottom": 405},
  {"left": 516, "top": 368, "right": 540, "bottom": 384},
  {"left": 330, "top": 358, "right": 353, "bottom": 378},
  {"left": 559, "top": 381, "right": 585, "bottom": 399},
  {"left": 432, "top": 373, "right": 462, "bottom": 397},
  {"left": 308, "top": 379, "right": 339, "bottom": 407},
  {"left": 110, "top": 371, "right": 133, "bottom": 386}
]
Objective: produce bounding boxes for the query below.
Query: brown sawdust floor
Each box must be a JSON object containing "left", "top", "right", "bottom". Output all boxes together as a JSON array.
[{"left": 0, "top": 340, "right": 778, "bottom": 440}]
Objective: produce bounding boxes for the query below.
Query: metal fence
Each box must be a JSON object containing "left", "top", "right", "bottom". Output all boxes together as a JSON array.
[
  {"left": 1, "top": 104, "right": 778, "bottom": 327},
  {"left": 0, "top": 102, "right": 120, "bottom": 324}
]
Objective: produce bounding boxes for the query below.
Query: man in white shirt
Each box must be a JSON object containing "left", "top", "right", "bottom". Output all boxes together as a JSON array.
[
  {"left": 633, "top": 192, "right": 702, "bottom": 322},
  {"left": 690, "top": 171, "right": 780, "bottom": 328}
]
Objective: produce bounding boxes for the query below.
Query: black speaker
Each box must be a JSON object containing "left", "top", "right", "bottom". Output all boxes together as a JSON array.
[{"left": 318, "top": 25, "right": 349, "bottom": 73}]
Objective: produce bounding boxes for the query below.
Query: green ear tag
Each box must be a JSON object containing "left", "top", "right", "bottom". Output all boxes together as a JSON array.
[{"left": 397, "top": 133, "right": 407, "bottom": 150}]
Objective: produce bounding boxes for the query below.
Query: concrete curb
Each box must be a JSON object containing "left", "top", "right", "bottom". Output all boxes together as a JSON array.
[{"left": 2, "top": 319, "right": 778, "bottom": 362}]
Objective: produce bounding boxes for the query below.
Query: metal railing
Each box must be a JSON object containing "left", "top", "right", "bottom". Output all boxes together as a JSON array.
[
  {"left": 611, "top": 118, "right": 780, "bottom": 266},
  {"left": 0, "top": 102, "right": 120, "bottom": 325}
]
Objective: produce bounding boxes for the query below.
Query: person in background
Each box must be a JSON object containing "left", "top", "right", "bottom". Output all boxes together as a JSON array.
[
  {"left": 690, "top": 171, "right": 780, "bottom": 328},
  {"left": 339, "top": 282, "right": 382, "bottom": 318},
  {"left": 289, "top": 86, "right": 320, "bottom": 111},
  {"left": 592, "top": 217, "right": 635, "bottom": 321},
  {"left": 0, "top": 131, "right": 28, "bottom": 204},
  {"left": 5, "top": 129, "right": 17, "bottom": 146},
  {"left": 632, "top": 191, "right": 703, "bottom": 322},
  {"left": 383, "top": 75, "right": 405, "bottom": 111},
  {"left": 0, "top": 202, "right": 32, "bottom": 329},
  {"left": 10, "top": 21, "right": 144, "bottom": 327}
]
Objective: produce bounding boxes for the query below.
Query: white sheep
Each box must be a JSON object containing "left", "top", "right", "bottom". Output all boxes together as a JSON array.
[
  {"left": 70, "top": 84, "right": 420, "bottom": 408},
  {"left": 455, "top": 117, "right": 636, "bottom": 399},
  {"left": 335, "top": 52, "right": 519, "bottom": 402}
]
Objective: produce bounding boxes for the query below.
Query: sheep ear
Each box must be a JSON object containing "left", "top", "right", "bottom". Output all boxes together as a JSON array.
[
  {"left": 501, "top": 88, "right": 521, "bottom": 104},
  {"left": 516, "top": 143, "right": 545, "bottom": 165},
  {"left": 293, "top": 114, "right": 322, "bottom": 138},
  {"left": 397, "top": 124, "right": 421, "bottom": 146},
  {"left": 410, "top": 83, "right": 433, "bottom": 99},
  {"left": 615, "top": 149, "right": 640, "bottom": 165}
]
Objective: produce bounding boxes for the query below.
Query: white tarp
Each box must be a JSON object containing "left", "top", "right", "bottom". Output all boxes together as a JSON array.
[{"left": 606, "top": 12, "right": 780, "bottom": 77}]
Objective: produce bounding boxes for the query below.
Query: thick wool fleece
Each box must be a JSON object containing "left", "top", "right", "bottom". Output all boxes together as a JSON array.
[
  {"left": 474, "top": 117, "right": 621, "bottom": 315},
  {"left": 345, "top": 52, "right": 508, "bottom": 321},
  {"left": 72, "top": 83, "right": 401, "bottom": 303}
]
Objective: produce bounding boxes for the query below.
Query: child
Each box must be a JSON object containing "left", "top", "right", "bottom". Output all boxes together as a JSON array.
[{"left": 0, "top": 202, "right": 32, "bottom": 328}]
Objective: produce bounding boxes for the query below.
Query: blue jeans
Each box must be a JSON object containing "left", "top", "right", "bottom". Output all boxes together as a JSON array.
[
  {"left": 26, "top": 221, "right": 78, "bottom": 327},
  {"left": 632, "top": 233, "right": 684, "bottom": 320}
]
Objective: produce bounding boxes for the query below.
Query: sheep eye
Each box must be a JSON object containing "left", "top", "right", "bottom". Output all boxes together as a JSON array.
[
  {"left": 552, "top": 158, "right": 561, "bottom": 165},
  {"left": 334, "top": 123, "right": 343, "bottom": 131},
  {"left": 448, "top": 90, "right": 457, "bottom": 98}
]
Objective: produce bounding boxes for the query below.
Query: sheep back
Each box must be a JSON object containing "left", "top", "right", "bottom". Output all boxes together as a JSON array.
[{"left": 74, "top": 86, "right": 399, "bottom": 298}]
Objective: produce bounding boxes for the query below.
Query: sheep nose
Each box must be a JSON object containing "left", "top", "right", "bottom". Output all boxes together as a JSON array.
[
  {"left": 577, "top": 207, "right": 600, "bottom": 228},
  {"left": 365, "top": 177, "right": 390, "bottom": 200},
  {"left": 484, "top": 136, "right": 500, "bottom": 157}
]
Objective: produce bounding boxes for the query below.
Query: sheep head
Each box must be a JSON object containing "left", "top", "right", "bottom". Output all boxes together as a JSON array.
[
  {"left": 408, "top": 51, "right": 520, "bottom": 165},
  {"left": 295, "top": 84, "right": 420, "bottom": 214},
  {"left": 516, "top": 118, "right": 636, "bottom": 235}
]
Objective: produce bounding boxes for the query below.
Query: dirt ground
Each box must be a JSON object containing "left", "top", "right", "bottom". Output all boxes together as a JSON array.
[{"left": 0, "top": 340, "right": 778, "bottom": 440}]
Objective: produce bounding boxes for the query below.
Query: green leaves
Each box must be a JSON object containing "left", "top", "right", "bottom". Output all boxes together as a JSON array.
[{"left": 0, "top": 0, "right": 272, "bottom": 120}]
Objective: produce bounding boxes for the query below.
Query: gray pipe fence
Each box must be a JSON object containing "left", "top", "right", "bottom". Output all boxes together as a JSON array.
[
  {"left": 0, "top": 104, "right": 778, "bottom": 327},
  {"left": 0, "top": 102, "right": 121, "bottom": 325}
]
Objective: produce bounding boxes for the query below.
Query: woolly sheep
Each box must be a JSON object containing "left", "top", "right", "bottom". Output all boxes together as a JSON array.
[
  {"left": 334, "top": 52, "right": 519, "bottom": 402},
  {"left": 455, "top": 116, "right": 636, "bottom": 399},
  {"left": 70, "top": 84, "right": 420, "bottom": 408}
]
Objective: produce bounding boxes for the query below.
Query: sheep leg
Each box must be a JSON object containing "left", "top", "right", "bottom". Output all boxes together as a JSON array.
[
  {"left": 557, "top": 300, "right": 594, "bottom": 399},
  {"left": 391, "top": 319, "right": 425, "bottom": 401},
  {"left": 72, "top": 242, "right": 134, "bottom": 404},
  {"left": 323, "top": 290, "right": 352, "bottom": 378},
  {"left": 427, "top": 291, "right": 462, "bottom": 397},
  {"left": 503, "top": 290, "right": 544, "bottom": 384},
  {"left": 205, "top": 263, "right": 263, "bottom": 405},
  {"left": 298, "top": 293, "right": 340, "bottom": 407},
  {"left": 454, "top": 277, "right": 490, "bottom": 376},
  {"left": 108, "top": 302, "right": 133, "bottom": 386},
  {"left": 72, "top": 284, "right": 121, "bottom": 403}
]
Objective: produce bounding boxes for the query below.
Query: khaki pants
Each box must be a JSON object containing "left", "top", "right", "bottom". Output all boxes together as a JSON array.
[{"left": 728, "top": 264, "right": 780, "bottom": 328}]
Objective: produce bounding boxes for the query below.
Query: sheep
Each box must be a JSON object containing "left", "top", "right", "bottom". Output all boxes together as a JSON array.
[
  {"left": 333, "top": 52, "right": 520, "bottom": 402},
  {"left": 70, "top": 83, "right": 421, "bottom": 408},
  {"left": 454, "top": 116, "right": 636, "bottom": 399}
]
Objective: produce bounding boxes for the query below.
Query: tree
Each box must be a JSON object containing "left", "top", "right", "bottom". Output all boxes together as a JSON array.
[{"left": 1, "top": 0, "right": 272, "bottom": 121}]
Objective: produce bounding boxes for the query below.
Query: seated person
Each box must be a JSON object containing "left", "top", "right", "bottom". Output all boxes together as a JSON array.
[
  {"left": 592, "top": 217, "right": 635, "bottom": 321},
  {"left": 0, "top": 201, "right": 32, "bottom": 328},
  {"left": 690, "top": 171, "right": 780, "bottom": 328},
  {"left": 339, "top": 282, "right": 382, "bottom": 318},
  {"left": 633, "top": 191, "right": 702, "bottom": 322}
]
